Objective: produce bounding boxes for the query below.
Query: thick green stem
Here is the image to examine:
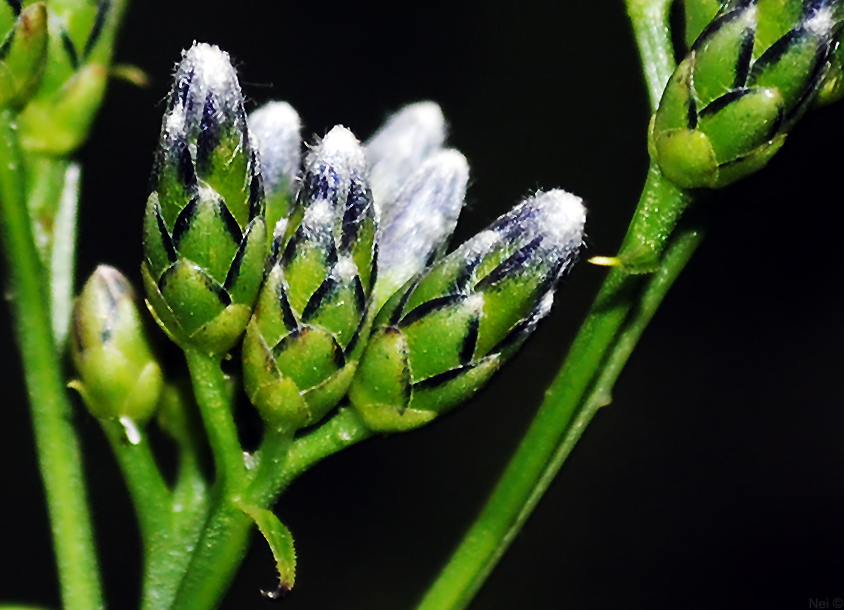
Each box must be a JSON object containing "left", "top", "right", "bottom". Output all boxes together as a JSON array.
[
  {"left": 141, "top": 436, "right": 209, "bottom": 610},
  {"left": 184, "top": 349, "right": 246, "bottom": 493},
  {"left": 0, "top": 112, "right": 104, "bottom": 609},
  {"left": 163, "top": 350, "right": 252, "bottom": 610},
  {"left": 98, "top": 417, "right": 206, "bottom": 610},
  {"left": 169, "top": 406, "right": 372, "bottom": 610},
  {"left": 626, "top": 0, "right": 676, "bottom": 109},
  {"left": 474, "top": 220, "right": 708, "bottom": 597}
]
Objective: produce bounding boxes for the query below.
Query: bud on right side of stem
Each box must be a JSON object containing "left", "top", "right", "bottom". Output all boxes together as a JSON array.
[
  {"left": 652, "top": 0, "right": 844, "bottom": 189},
  {"left": 349, "top": 190, "right": 585, "bottom": 433}
]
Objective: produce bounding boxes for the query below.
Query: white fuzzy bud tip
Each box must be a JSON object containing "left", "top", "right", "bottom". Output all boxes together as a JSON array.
[
  {"left": 249, "top": 101, "right": 302, "bottom": 192},
  {"left": 366, "top": 101, "right": 447, "bottom": 211},
  {"left": 182, "top": 43, "right": 238, "bottom": 94},
  {"left": 376, "top": 149, "right": 469, "bottom": 303}
]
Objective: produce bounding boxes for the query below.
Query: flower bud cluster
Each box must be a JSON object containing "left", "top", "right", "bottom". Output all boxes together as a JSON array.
[{"left": 128, "top": 43, "right": 588, "bottom": 434}]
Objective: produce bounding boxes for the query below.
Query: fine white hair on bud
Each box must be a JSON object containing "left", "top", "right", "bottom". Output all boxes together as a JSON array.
[
  {"left": 366, "top": 101, "right": 447, "bottom": 211},
  {"left": 167, "top": 43, "right": 243, "bottom": 137},
  {"left": 451, "top": 188, "right": 585, "bottom": 292},
  {"left": 248, "top": 101, "right": 302, "bottom": 195},
  {"left": 375, "top": 148, "right": 469, "bottom": 305},
  {"left": 805, "top": 5, "right": 835, "bottom": 36},
  {"left": 318, "top": 125, "right": 365, "bottom": 167},
  {"left": 298, "top": 125, "right": 368, "bottom": 221},
  {"left": 494, "top": 189, "right": 585, "bottom": 256},
  {"left": 517, "top": 189, "right": 586, "bottom": 256}
]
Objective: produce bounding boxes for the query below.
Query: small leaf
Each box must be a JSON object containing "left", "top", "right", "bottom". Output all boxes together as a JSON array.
[{"left": 236, "top": 502, "right": 296, "bottom": 598}]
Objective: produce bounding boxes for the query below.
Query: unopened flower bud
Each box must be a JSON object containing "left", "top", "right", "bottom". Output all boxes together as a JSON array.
[
  {"left": 373, "top": 148, "right": 468, "bottom": 309},
  {"left": 365, "top": 101, "right": 446, "bottom": 213},
  {"left": 248, "top": 101, "right": 301, "bottom": 243},
  {"left": 142, "top": 43, "right": 267, "bottom": 356},
  {"left": 243, "top": 126, "right": 376, "bottom": 430},
  {"left": 70, "top": 266, "right": 163, "bottom": 423},
  {"left": 349, "top": 189, "right": 585, "bottom": 433},
  {"left": 651, "top": 0, "right": 844, "bottom": 188},
  {"left": 17, "top": 0, "right": 125, "bottom": 153}
]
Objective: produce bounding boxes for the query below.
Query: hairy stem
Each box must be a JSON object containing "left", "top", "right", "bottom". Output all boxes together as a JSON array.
[
  {"left": 184, "top": 349, "right": 246, "bottom": 494},
  {"left": 626, "top": 0, "right": 676, "bottom": 109},
  {"left": 0, "top": 112, "right": 104, "bottom": 609},
  {"left": 169, "top": 406, "right": 372, "bottom": 610}
]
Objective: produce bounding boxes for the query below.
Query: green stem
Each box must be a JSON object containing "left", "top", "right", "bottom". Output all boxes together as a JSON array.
[
  {"left": 100, "top": 418, "right": 170, "bottom": 546},
  {"left": 415, "top": 4, "right": 685, "bottom": 607},
  {"left": 475, "top": 220, "right": 708, "bottom": 596},
  {"left": 141, "top": 430, "right": 209, "bottom": 610},
  {"left": 23, "top": 155, "right": 79, "bottom": 349},
  {"left": 251, "top": 406, "right": 372, "bottom": 505},
  {"left": 0, "top": 112, "right": 104, "bottom": 609},
  {"left": 415, "top": 166, "right": 693, "bottom": 610},
  {"left": 625, "top": 0, "right": 676, "bottom": 109},
  {"left": 169, "top": 406, "right": 372, "bottom": 610},
  {"left": 98, "top": 416, "right": 206, "bottom": 610},
  {"left": 183, "top": 348, "right": 246, "bottom": 493}
]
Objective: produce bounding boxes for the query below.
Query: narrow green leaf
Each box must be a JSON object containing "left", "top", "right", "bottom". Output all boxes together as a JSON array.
[{"left": 236, "top": 502, "right": 296, "bottom": 598}]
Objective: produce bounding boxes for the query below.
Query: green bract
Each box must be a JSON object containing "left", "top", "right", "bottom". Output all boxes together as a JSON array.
[
  {"left": 349, "top": 189, "right": 586, "bottom": 433},
  {"left": 70, "top": 265, "right": 163, "bottom": 424},
  {"left": 651, "top": 0, "right": 844, "bottom": 189},
  {"left": 142, "top": 42, "right": 267, "bottom": 357},
  {"left": 684, "top": 0, "right": 725, "bottom": 48},
  {"left": 242, "top": 126, "right": 376, "bottom": 430},
  {"left": 0, "top": 2, "right": 47, "bottom": 109}
]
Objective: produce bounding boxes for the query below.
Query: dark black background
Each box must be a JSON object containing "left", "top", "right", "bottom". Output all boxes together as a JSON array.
[{"left": 2, "top": 2, "right": 843, "bottom": 609}]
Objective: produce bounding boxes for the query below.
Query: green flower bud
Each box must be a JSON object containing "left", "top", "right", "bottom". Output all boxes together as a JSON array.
[
  {"left": 17, "top": 0, "right": 126, "bottom": 153},
  {"left": 365, "top": 101, "right": 446, "bottom": 214},
  {"left": 349, "top": 189, "right": 585, "bottom": 433},
  {"left": 373, "top": 148, "right": 468, "bottom": 309},
  {"left": 70, "top": 265, "right": 163, "bottom": 424},
  {"left": 142, "top": 43, "right": 267, "bottom": 356},
  {"left": 0, "top": 2, "right": 48, "bottom": 110},
  {"left": 242, "top": 126, "right": 376, "bottom": 430},
  {"left": 248, "top": 101, "right": 301, "bottom": 246},
  {"left": 651, "top": 0, "right": 844, "bottom": 189}
]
